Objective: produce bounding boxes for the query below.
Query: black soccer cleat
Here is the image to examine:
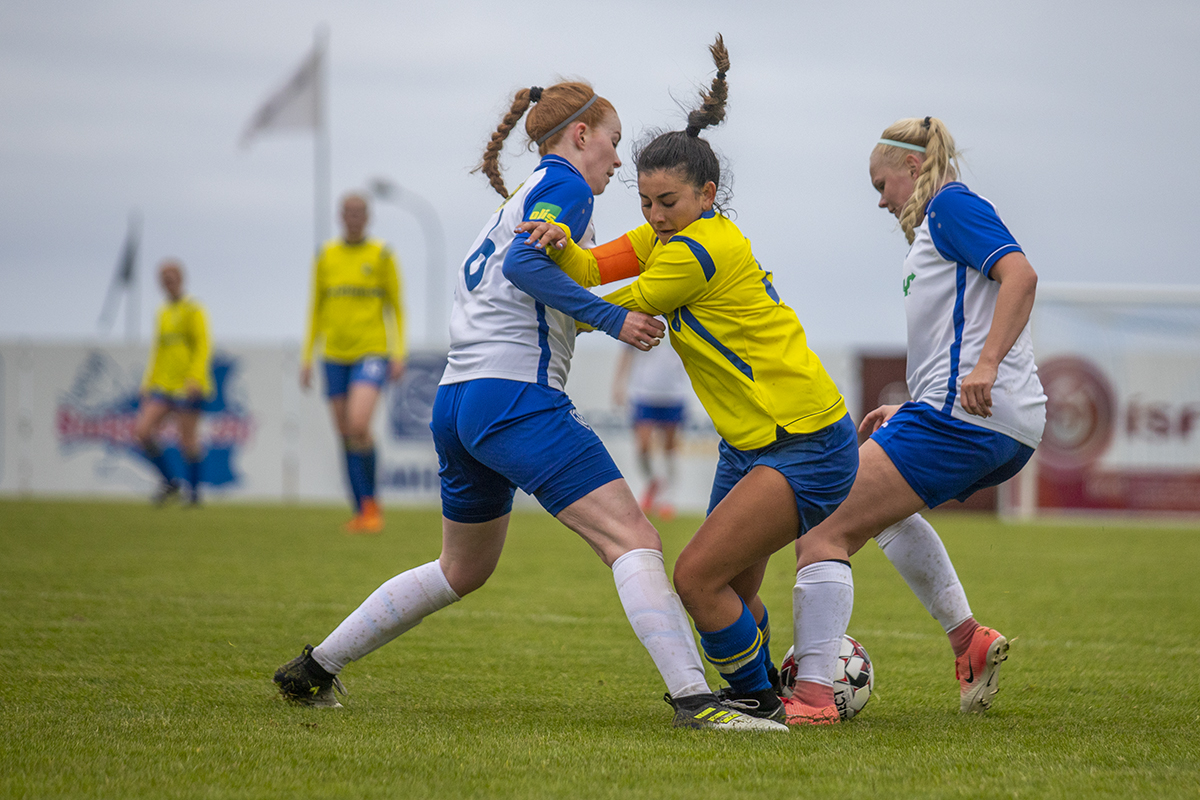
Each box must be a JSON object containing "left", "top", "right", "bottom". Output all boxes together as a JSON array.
[
  {"left": 664, "top": 692, "right": 787, "bottom": 732},
  {"left": 715, "top": 686, "right": 787, "bottom": 723},
  {"left": 274, "top": 644, "right": 347, "bottom": 707}
]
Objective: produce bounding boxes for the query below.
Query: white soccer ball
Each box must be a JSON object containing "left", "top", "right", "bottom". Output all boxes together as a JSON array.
[{"left": 778, "top": 634, "right": 874, "bottom": 720}]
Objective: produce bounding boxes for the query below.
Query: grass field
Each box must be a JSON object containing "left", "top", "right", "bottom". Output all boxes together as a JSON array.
[{"left": 2, "top": 499, "right": 1198, "bottom": 798}]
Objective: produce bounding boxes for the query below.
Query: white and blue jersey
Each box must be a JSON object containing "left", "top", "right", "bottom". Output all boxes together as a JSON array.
[
  {"left": 902, "top": 182, "right": 1045, "bottom": 448},
  {"left": 442, "top": 155, "right": 627, "bottom": 391}
]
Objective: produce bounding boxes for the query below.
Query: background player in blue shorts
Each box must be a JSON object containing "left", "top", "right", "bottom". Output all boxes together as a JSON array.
[
  {"left": 301, "top": 193, "right": 406, "bottom": 533},
  {"left": 612, "top": 342, "right": 690, "bottom": 519},
  {"left": 788, "top": 116, "right": 1046, "bottom": 721},
  {"left": 275, "top": 79, "right": 782, "bottom": 732},
  {"left": 135, "top": 259, "right": 212, "bottom": 506},
  {"left": 521, "top": 37, "right": 859, "bottom": 726}
]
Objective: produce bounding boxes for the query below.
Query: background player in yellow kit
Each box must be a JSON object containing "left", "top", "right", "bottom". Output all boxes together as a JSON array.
[
  {"left": 302, "top": 193, "right": 406, "bottom": 534},
  {"left": 520, "top": 36, "right": 858, "bottom": 725},
  {"left": 135, "top": 259, "right": 213, "bottom": 506}
]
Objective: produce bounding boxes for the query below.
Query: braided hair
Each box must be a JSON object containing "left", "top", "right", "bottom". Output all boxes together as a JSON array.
[
  {"left": 873, "top": 116, "right": 960, "bottom": 243},
  {"left": 475, "top": 81, "right": 615, "bottom": 198}
]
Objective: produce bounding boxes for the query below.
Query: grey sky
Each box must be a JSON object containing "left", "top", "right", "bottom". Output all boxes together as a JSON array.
[{"left": 2, "top": 0, "right": 1197, "bottom": 352}]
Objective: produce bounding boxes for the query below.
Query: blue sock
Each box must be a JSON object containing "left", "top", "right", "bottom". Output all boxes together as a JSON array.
[
  {"left": 345, "top": 447, "right": 367, "bottom": 512},
  {"left": 758, "top": 606, "right": 775, "bottom": 674},
  {"left": 186, "top": 456, "right": 203, "bottom": 498},
  {"left": 144, "top": 443, "right": 174, "bottom": 484},
  {"left": 362, "top": 447, "right": 377, "bottom": 501},
  {"left": 699, "top": 601, "right": 771, "bottom": 693}
]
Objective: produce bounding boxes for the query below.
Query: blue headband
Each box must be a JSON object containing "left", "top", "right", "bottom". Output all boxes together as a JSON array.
[
  {"left": 535, "top": 94, "right": 598, "bottom": 146},
  {"left": 878, "top": 138, "right": 926, "bottom": 153}
]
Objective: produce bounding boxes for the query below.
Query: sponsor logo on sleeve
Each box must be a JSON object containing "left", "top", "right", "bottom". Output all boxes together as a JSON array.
[{"left": 528, "top": 202, "right": 562, "bottom": 223}]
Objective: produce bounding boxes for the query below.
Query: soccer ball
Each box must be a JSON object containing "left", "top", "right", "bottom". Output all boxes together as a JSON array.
[{"left": 778, "top": 634, "right": 874, "bottom": 720}]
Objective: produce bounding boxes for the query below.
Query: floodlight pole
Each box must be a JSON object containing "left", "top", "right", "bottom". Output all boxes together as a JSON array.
[{"left": 367, "top": 177, "right": 447, "bottom": 347}]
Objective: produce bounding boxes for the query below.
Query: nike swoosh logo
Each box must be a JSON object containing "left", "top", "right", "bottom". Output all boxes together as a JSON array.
[{"left": 966, "top": 659, "right": 975, "bottom": 683}]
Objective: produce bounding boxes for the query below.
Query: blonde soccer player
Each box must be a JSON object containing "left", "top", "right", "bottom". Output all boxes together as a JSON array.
[
  {"left": 135, "top": 259, "right": 212, "bottom": 506},
  {"left": 301, "top": 193, "right": 406, "bottom": 534},
  {"left": 275, "top": 79, "right": 782, "bottom": 732},
  {"left": 781, "top": 117, "right": 1045, "bottom": 721}
]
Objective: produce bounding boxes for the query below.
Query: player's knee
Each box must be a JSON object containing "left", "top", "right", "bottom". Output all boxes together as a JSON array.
[
  {"left": 672, "top": 550, "right": 715, "bottom": 610},
  {"left": 441, "top": 561, "right": 493, "bottom": 597}
]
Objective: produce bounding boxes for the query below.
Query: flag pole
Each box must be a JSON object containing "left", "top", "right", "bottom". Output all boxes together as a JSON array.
[{"left": 314, "top": 25, "right": 331, "bottom": 252}]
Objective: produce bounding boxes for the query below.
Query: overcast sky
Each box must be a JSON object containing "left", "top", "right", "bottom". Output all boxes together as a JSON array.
[{"left": 2, "top": 0, "right": 1198, "bottom": 353}]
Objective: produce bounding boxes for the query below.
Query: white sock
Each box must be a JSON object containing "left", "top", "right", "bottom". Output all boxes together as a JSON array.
[
  {"left": 793, "top": 561, "right": 854, "bottom": 687},
  {"left": 312, "top": 560, "right": 460, "bottom": 674},
  {"left": 612, "top": 548, "right": 709, "bottom": 698},
  {"left": 875, "top": 513, "right": 972, "bottom": 633}
]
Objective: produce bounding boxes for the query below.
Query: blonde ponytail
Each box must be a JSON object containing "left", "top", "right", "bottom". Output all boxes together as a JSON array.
[{"left": 874, "top": 116, "right": 959, "bottom": 244}]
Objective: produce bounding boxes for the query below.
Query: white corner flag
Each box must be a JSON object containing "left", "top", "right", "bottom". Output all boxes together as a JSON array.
[{"left": 240, "top": 42, "right": 323, "bottom": 148}]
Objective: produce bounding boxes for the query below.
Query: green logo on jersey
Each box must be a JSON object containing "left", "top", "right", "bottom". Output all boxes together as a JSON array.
[
  {"left": 902, "top": 272, "right": 916, "bottom": 296},
  {"left": 528, "top": 202, "right": 562, "bottom": 223}
]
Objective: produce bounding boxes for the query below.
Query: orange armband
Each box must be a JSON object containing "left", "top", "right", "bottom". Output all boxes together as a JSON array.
[{"left": 592, "top": 234, "right": 640, "bottom": 284}]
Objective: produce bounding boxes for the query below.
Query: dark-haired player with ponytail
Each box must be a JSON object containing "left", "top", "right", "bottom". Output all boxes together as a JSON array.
[
  {"left": 275, "top": 79, "right": 782, "bottom": 732},
  {"left": 521, "top": 36, "right": 859, "bottom": 726}
]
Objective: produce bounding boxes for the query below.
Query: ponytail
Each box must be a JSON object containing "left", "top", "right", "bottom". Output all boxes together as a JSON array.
[
  {"left": 874, "top": 116, "right": 959, "bottom": 243},
  {"left": 475, "top": 82, "right": 616, "bottom": 199}
]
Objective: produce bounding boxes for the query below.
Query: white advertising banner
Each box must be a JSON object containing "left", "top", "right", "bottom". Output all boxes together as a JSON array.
[
  {"left": 0, "top": 340, "right": 756, "bottom": 513},
  {"left": 1021, "top": 285, "right": 1200, "bottom": 515}
]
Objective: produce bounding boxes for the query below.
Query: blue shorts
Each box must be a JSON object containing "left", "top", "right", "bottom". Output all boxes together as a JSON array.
[
  {"left": 871, "top": 402, "right": 1035, "bottom": 508},
  {"left": 324, "top": 357, "right": 389, "bottom": 398},
  {"left": 147, "top": 391, "right": 205, "bottom": 412},
  {"left": 632, "top": 402, "right": 685, "bottom": 425},
  {"left": 431, "top": 378, "right": 624, "bottom": 523},
  {"left": 708, "top": 415, "right": 859, "bottom": 537}
]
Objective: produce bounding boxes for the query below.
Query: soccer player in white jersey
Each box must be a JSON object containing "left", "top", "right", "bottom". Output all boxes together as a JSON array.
[
  {"left": 612, "top": 342, "right": 691, "bottom": 519},
  {"left": 786, "top": 116, "right": 1046, "bottom": 723},
  {"left": 275, "top": 80, "right": 783, "bottom": 732}
]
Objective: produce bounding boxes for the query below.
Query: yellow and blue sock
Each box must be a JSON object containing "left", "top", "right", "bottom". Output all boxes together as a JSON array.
[{"left": 699, "top": 600, "right": 771, "bottom": 693}]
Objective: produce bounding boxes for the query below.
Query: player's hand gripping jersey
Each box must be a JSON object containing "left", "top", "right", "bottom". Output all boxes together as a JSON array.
[
  {"left": 903, "top": 183, "right": 1045, "bottom": 447},
  {"left": 547, "top": 211, "right": 847, "bottom": 450},
  {"left": 441, "top": 155, "right": 628, "bottom": 391},
  {"left": 303, "top": 238, "right": 405, "bottom": 366},
  {"left": 142, "top": 297, "right": 212, "bottom": 399}
]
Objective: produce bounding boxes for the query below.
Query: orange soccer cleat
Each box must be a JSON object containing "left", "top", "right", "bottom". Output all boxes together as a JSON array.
[
  {"left": 956, "top": 625, "right": 1009, "bottom": 713},
  {"left": 782, "top": 696, "right": 839, "bottom": 726},
  {"left": 343, "top": 498, "right": 384, "bottom": 535}
]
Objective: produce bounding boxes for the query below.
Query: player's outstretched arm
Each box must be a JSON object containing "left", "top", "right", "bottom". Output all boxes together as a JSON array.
[{"left": 619, "top": 311, "right": 665, "bottom": 352}]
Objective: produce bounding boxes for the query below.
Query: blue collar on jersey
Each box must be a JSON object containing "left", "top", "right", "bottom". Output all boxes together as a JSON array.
[{"left": 536, "top": 153, "right": 584, "bottom": 180}]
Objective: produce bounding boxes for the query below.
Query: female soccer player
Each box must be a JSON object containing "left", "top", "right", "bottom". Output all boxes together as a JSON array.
[
  {"left": 520, "top": 37, "right": 859, "bottom": 726},
  {"left": 135, "top": 259, "right": 212, "bottom": 506},
  {"left": 785, "top": 117, "right": 1046, "bottom": 722},
  {"left": 301, "top": 193, "right": 406, "bottom": 534},
  {"left": 612, "top": 342, "right": 690, "bottom": 519},
  {"left": 275, "top": 80, "right": 782, "bottom": 732}
]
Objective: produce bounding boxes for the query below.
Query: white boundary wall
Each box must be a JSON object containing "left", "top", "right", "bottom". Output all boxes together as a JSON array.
[{"left": 0, "top": 339, "right": 858, "bottom": 513}]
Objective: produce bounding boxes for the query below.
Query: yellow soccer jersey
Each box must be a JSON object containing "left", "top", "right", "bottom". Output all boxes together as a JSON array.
[
  {"left": 142, "top": 297, "right": 213, "bottom": 398},
  {"left": 303, "top": 237, "right": 406, "bottom": 365},
  {"left": 551, "top": 212, "right": 846, "bottom": 450}
]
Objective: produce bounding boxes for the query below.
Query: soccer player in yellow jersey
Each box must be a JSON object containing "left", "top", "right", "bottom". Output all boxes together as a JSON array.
[
  {"left": 520, "top": 37, "right": 859, "bottom": 725},
  {"left": 135, "top": 259, "right": 213, "bottom": 505},
  {"left": 301, "top": 193, "right": 406, "bottom": 534}
]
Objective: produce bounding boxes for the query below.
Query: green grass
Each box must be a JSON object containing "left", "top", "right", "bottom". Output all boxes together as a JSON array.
[{"left": 1, "top": 500, "right": 1198, "bottom": 798}]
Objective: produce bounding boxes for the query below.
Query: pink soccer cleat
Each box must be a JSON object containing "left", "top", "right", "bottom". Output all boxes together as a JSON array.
[{"left": 956, "top": 625, "right": 1009, "bottom": 713}]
